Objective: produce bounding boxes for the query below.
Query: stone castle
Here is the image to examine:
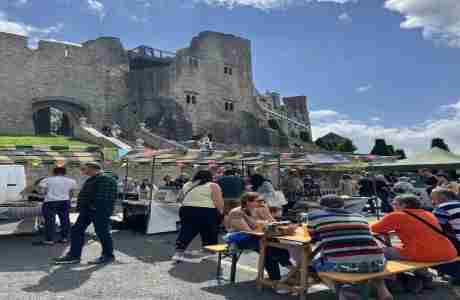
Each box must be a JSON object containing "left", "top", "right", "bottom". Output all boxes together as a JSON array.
[{"left": 0, "top": 30, "right": 311, "bottom": 148}]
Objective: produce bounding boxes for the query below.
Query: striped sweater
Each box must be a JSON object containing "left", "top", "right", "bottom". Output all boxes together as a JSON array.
[
  {"left": 307, "top": 208, "right": 384, "bottom": 264},
  {"left": 434, "top": 201, "right": 460, "bottom": 242}
]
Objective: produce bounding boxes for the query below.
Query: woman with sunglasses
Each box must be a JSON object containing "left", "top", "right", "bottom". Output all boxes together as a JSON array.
[{"left": 225, "top": 192, "right": 293, "bottom": 294}]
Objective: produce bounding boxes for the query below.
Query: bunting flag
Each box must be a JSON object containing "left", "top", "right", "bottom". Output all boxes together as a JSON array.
[{"left": 117, "top": 148, "right": 130, "bottom": 160}]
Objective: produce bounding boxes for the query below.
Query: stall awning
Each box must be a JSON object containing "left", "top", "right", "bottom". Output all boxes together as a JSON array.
[{"left": 370, "top": 147, "right": 460, "bottom": 171}]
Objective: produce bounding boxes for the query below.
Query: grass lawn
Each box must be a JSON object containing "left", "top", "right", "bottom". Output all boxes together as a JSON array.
[{"left": 0, "top": 135, "right": 94, "bottom": 146}]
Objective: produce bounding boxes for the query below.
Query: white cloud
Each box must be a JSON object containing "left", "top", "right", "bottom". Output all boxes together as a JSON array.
[
  {"left": 0, "top": 11, "right": 63, "bottom": 37},
  {"left": 356, "top": 84, "right": 372, "bottom": 93},
  {"left": 310, "top": 109, "right": 341, "bottom": 120},
  {"left": 370, "top": 117, "right": 381, "bottom": 122},
  {"left": 15, "top": 0, "right": 28, "bottom": 7},
  {"left": 384, "top": 0, "right": 460, "bottom": 48},
  {"left": 87, "top": 0, "right": 105, "bottom": 20},
  {"left": 195, "top": 0, "right": 357, "bottom": 10},
  {"left": 43, "top": 38, "right": 82, "bottom": 47},
  {"left": 338, "top": 12, "right": 352, "bottom": 23},
  {"left": 312, "top": 99, "right": 460, "bottom": 155}
]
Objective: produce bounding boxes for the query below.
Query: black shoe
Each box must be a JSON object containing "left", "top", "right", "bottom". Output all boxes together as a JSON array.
[
  {"left": 53, "top": 255, "right": 81, "bottom": 265},
  {"left": 32, "top": 240, "right": 54, "bottom": 246},
  {"left": 88, "top": 255, "right": 115, "bottom": 265}
]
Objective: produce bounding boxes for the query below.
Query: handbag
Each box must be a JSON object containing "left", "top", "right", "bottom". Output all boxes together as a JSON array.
[{"left": 404, "top": 210, "right": 460, "bottom": 254}]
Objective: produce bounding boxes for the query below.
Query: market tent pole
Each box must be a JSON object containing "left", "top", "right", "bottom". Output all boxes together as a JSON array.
[
  {"left": 277, "top": 154, "right": 281, "bottom": 190},
  {"left": 124, "top": 159, "right": 129, "bottom": 201},
  {"left": 149, "top": 155, "right": 156, "bottom": 200}
]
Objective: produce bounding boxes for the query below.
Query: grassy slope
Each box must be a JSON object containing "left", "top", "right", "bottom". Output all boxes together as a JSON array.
[{"left": 0, "top": 136, "right": 94, "bottom": 146}]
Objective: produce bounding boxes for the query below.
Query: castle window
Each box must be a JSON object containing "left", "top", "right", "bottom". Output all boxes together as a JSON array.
[
  {"left": 64, "top": 49, "right": 70, "bottom": 57},
  {"left": 186, "top": 94, "right": 191, "bottom": 104},
  {"left": 225, "top": 103, "right": 229, "bottom": 111},
  {"left": 189, "top": 56, "right": 199, "bottom": 68},
  {"left": 225, "top": 66, "right": 233, "bottom": 75},
  {"left": 230, "top": 102, "right": 234, "bottom": 111},
  {"left": 191, "top": 95, "right": 196, "bottom": 104}
]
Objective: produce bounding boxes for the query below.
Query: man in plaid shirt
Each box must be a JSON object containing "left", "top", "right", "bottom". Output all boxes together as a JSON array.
[{"left": 54, "top": 162, "right": 118, "bottom": 265}]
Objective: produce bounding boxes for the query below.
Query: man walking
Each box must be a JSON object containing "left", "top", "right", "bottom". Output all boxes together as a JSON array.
[
  {"left": 217, "top": 169, "right": 245, "bottom": 214},
  {"left": 54, "top": 162, "right": 117, "bottom": 265},
  {"left": 34, "top": 167, "right": 77, "bottom": 245}
]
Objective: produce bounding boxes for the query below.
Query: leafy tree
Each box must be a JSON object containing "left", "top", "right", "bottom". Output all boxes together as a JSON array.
[
  {"left": 431, "top": 138, "right": 450, "bottom": 152},
  {"left": 337, "top": 140, "right": 357, "bottom": 153},
  {"left": 386, "top": 145, "right": 395, "bottom": 156},
  {"left": 299, "top": 131, "right": 311, "bottom": 142},
  {"left": 395, "top": 149, "right": 407, "bottom": 160},
  {"left": 370, "top": 139, "right": 392, "bottom": 156}
]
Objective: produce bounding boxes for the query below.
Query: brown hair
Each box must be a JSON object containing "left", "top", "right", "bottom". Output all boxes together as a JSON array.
[
  {"left": 240, "top": 192, "right": 262, "bottom": 208},
  {"left": 394, "top": 194, "right": 421, "bottom": 209}
]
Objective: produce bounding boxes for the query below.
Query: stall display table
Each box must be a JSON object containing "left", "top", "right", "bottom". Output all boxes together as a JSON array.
[{"left": 122, "top": 199, "right": 180, "bottom": 234}]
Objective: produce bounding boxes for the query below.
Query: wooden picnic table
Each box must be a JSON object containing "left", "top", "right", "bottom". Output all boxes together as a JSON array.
[
  {"left": 243, "top": 220, "right": 383, "bottom": 300},
  {"left": 244, "top": 227, "right": 313, "bottom": 300}
]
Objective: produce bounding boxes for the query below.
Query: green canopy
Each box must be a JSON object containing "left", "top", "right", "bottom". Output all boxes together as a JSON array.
[{"left": 370, "top": 147, "right": 460, "bottom": 171}]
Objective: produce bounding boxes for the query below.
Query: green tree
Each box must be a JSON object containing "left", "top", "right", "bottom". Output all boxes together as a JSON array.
[
  {"left": 337, "top": 140, "right": 357, "bottom": 153},
  {"left": 386, "top": 145, "right": 395, "bottom": 155},
  {"left": 370, "top": 139, "right": 391, "bottom": 156},
  {"left": 431, "top": 138, "right": 450, "bottom": 152},
  {"left": 299, "top": 131, "right": 311, "bottom": 142},
  {"left": 395, "top": 149, "right": 407, "bottom": 160}
]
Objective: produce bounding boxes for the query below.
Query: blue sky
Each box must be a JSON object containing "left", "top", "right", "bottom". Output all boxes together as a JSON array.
[{"left": 1, "top": 0, "right": 460, "bottom": 154}]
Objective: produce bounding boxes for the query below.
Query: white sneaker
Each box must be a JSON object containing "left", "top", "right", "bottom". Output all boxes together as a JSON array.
[
  {"left": 172, "top": 252, "right": 185, "bottom": 263},
  {"left": 275, "top": 287, "right": 290, "bottom": 295}
]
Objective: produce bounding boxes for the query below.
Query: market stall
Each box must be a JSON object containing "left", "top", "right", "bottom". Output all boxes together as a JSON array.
[{"left": 0, "top": 145, "right": 102, "bottom": 235}]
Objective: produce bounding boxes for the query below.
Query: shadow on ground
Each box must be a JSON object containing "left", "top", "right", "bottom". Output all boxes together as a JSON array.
[
  {"left": 22, "top": 264, "right": 108, "bottom": 293},
  {"left": 202, "top": 281, "right": 337, "bottom": 300}
]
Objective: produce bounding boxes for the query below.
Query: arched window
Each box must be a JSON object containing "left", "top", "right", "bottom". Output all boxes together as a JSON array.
[{"left": 186, "top": 94, "right": 191, "bottom": 104}]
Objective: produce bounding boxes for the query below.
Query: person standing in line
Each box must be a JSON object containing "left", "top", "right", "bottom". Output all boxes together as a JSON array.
[
  {"left": 217, "top": 169, "right": 245, "bottom": 214},
  {"left": 33, "top": 167, "right": 77, "bottom": 246},
  {"left": 54, "top": 162, "right": 118, "bottom": 265},
  {"left": 338, "top": 174, "right": 354, "bottom": 197},
  {"left": 173, "top": 170, "right": 224, "bottom": 262}
]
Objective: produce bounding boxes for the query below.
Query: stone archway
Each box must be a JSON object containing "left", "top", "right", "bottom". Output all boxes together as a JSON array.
[{"left": 32, "top": 97, "right": 90, "bottom": 137}]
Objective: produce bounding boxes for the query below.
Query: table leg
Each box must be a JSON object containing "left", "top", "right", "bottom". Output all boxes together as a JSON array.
[
  {"left": 299, "top": 246, "right": 310, "bottom": 300},
  {"left": 217, "top": 252, "right": 222, "bottom": 285},
  {"left": 256, "top": 238, "right": 267, "bottom": 290}
]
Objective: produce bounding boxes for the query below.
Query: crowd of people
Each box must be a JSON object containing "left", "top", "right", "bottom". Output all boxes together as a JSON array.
[
  {"left": 170, "top": 167, "right": 460, "bottom": 299},
  {"left": 23, "top": 163, "right": 460, "bottom": 298}
]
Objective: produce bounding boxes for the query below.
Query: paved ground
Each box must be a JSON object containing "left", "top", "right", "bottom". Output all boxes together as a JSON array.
[{"left": 1, "top": 228, "right": 460, "bottom": 300}]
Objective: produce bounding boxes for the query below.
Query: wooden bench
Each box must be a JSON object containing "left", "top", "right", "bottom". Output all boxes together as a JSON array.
[
  {"left": 319, "top": 257, "right": 460, "bottom": 299},
  {"left": 204, "top": 244, "right": 243, "bottom": 284}
]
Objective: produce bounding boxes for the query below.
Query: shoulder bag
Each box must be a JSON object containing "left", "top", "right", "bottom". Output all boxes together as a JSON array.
[{"left": 404, "top": 210, "right": 460, "bottom": 254}]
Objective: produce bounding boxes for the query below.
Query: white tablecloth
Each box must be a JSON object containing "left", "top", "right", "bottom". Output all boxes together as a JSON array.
[{"left": 146, "top": 201, "right": 180, "bottom": 234}]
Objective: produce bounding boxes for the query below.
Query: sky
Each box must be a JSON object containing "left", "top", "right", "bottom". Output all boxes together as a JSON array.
[{"left": 1, "top": 0, "right": 460, "bottom": 155}]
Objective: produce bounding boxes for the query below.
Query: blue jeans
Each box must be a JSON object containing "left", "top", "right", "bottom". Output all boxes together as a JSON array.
[
  {"left": 42, "top": 201, "right": 71, "bottom": 242},
  {"left": 69, "top": 210, "right": 114, "bottom": 258}
]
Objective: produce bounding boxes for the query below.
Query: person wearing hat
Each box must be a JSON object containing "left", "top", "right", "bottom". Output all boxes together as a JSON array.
[
  {"left": 307, "top": 195, "right": 392, "bottom": 300},
  {"left": 54, "top": 162, "right": 118, "bottom": 265}
]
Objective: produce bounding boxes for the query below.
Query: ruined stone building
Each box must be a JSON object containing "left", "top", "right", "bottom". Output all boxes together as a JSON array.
[{"left": 0, "top": 30, "right": 311, "bottom": 148}]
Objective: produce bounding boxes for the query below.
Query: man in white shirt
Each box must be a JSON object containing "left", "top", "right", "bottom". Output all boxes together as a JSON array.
[{"left": 34, "top": 167, "right": 77, "bottom": 246}]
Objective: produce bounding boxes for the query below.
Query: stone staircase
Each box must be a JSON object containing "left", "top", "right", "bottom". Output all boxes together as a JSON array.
[
  {"left": 74, "top": 118, "right": 132, "bottom": 151},
  {"left": 135, "top": 123, "right": 188, "bottom": 151}
]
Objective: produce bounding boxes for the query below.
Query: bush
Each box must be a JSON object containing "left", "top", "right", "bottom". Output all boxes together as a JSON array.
[{"left": 299, "top": 131, "right": 311, "bottom": 142}]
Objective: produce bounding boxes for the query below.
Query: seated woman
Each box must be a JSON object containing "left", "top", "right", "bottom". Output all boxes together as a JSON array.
[
  {"left": 371, "top": 194, "right": 457, "bottom": 290},
  {"left": 225, "top": 192, "right": 292, "bottom": 294},
  {"left": 308, "top": 195, "right": 392, "bottom": 300}
]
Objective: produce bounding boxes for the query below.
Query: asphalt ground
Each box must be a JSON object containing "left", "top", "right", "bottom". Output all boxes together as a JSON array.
[{"left": 1, "top": 227, "right": 460, "bottom": 300}]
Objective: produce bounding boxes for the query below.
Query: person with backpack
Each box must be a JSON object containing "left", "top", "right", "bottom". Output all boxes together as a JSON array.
[
  {"left": 173, "top": 170, "right": 224, "bottom": 262},
  {"left": 371, "top": 194, "right": 457, "bottom": 292}
]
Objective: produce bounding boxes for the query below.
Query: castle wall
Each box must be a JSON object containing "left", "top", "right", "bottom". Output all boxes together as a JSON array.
[{"left": 0, "top": 32, "right": 129, "bottom": 134}]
